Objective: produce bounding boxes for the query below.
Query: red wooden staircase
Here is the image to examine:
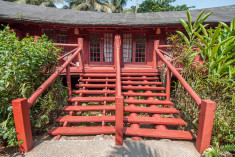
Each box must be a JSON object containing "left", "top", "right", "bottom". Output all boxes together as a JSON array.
[
  {"left": 48, "top": 72, "right": 193, "bottom": 140},
  {"left": 11, "top": 38, "right": 216, "bottom": 154}
]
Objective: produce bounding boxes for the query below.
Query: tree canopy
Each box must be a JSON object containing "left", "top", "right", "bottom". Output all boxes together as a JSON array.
[{"left": 137, "top": 0, "right": 195, "bottom": 13}]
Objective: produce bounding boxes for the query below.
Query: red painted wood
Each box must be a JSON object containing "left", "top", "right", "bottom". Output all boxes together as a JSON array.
[
  {"left": 72, "top": 90, "right": 115, "bottom": 94},
  {"left": 62, "top": 105, "right": 116, "bottom": 111},
  {"left": 56, "top": 116, "right": 115, "bottom": 123},
  {"left": 58, "top": 48, "right": 77, "bottom": 60},
  {"left": 121, "top": 73, "right": 159, "bottom": 76},
  {"left": 123, "top": 116, "right": 186, "bottom": 125},
  {"left": 75, "top": 84, "right": 116, "bottom": 88},
  {"left": 12, "top": 98, "right": 33, "bottom": 152},
  {"left": 196, "top": 100, "right": 216, "bottom": 153},
  {"left": 78, "top": 38, "right": 84, "bottom": 70},
  {"left": 123, "top": 92, "right": 166, "bottom": 97},
  {"left": 66, "top": 65, "right": 72, "bottom": 104},
  {"left": 122, "top": 86, "right": 165, "bottom": 91},
  {"left": 155, "top": 45, "right": 202, "bottom": 106},
  {"left": 121, "top": 77, "right": 159, "bottom": 80},
  {"left": 124, "top": 99, "right": 173, "bottom": 105},
  {"left": 68, "top": 97, "right": 115, "bottom": 102},
  {"left": 122, "top": 81, "right": 162, "bottom": 85},
  {"left": 81, "top": 74, "right": 116, "bottom": 77},
  {"left": 166, "top": 67, "right": 171, "bottom": 100},
  {"left": 79, "top": 79, "right": 116, "bottom": 82},
  {"left": 124, "top": 127, "right": 193, "bottom": 140},
  {"left": 48, "top": 126, "right": 115, "bottom": 135},
  {"left": 124, "top": 106, "right": 179, "bottom": 114},
  {"left": 28, "top": 47, "right": 81, "bottom": 108}
]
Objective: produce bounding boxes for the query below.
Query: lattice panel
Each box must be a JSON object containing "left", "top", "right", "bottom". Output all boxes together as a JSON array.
[
  {"left": 122, "top": 33, "right": 133, "bottom": 62},
  {"left": 135, "top": 34, "right": 146, "bottom": 62},
  {"left": 90, "top": 33, "right": 101, "bottom": 62},
  {"left": 103, "top": 33, "right": 113, "bottom": 62}
]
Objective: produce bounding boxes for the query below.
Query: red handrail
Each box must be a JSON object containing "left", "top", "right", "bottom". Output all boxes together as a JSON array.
[
  {"left": 28, "top": 48, "right": 81, "bottom": 108},
  {"left": 53, "top": 43, "right": 78, "bottom": 47},
  {"left": 155, "top": 48, "right": 202, "bottom": 106}
]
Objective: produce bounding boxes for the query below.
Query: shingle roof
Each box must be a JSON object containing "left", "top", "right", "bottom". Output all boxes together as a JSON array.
[{"left": 0, "top": 1, "right": 234, "bottom": 27}]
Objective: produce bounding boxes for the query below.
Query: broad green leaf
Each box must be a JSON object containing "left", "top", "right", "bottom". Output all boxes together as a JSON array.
[
  {"left": 179, "top": 19, "right": 191, "bottom": 36},
  {"left": 218, "top": 59, "right": 235, "bottom": 75},
  {"left": 176, "top": 31, "right": 190, "bottom": 45},
  {"left": 187, "top": 10, "right": 192, "bottom": 32},
  {"left": 210, "top": 23, "right": 222, "bottom": 46},
  {"left": 199, "top": 24, "right": 208, "bottom": 38},
  {"left": 193, "top": 10, "right": 205, "bottom": 28}
]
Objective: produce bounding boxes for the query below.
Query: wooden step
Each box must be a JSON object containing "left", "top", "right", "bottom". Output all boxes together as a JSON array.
[
  {"left": 72, "top": 90, "right": 115, "bottom": 94},
  {"left": 62, "top": 105, "right": 115, "bottom": 111},
  {"left": 68, "top": 97, "right": 115, "bottom": 102},
  {"left": 123, "top": 92, "right": 167, "bottom": 97},
  {"left": 122, "top": 86, "right": 165, "bottom": 91},
  {"left": 79, "top": 79, "right": 116, "bottom": 82},
  {"left": 122, "top": 81, "right": 162, "bottom": 85},
  {"left": 81, "top": 74, "right": 116, "bottom": 77},
  {"left": 124, "top": 106, "right": 179, "bottom": 114},
  {"left": 123, "top": 116, "right": 186, "bottom": 125},
  {"left": 48, "top": 126, "right": 115, "bottom": 135},
  {"left": 56, "top": 116, "right": 186, "bottom": 125},
  {"left": 124, "top": 127, "right": 194, "bottom": 140},
  {"left": 124, "top": 99, "right": 173, "bottom": 105},
  {"left": 56, "top": 116, "right": 115, "bottom": 123},
  {"left": 76, "top": 84, "right": 116, "bottom": 88},
  {"left": 121, "top": 73, "right": 159, "bottom": 76},
  {"left": 121, "top": 77, "right": 159, "bottom": 80}
]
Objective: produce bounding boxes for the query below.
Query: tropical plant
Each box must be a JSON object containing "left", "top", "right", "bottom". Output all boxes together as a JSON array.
[
  {"left": 3, "top": 0, "right": 63, "bottom": 7},
  {"left": 0, "top": 25, "right": 67, "bottom": 147},
  {"left": 104, "top": 0, "right": 127, "bottom": 13},
  {"left": 137, "top": 0, "right": 195, "bottom": 13},
  {"left": 65, "top": 0, "right": 112, "bottom": 12},
  {"left": 194, "top": 18, "right": 235, "bottom": 78}
]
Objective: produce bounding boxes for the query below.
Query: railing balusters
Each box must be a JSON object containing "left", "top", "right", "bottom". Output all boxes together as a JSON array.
[
  {"left": 66, "top": 64, "right": 72, "bottom": 105},
  {"left": 166, "top": 67, "right": 171, "bottom": 100}
]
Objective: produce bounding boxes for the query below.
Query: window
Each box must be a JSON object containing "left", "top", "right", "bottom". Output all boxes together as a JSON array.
[
  {"left": 56, "top": 29, "right": 68, "bottom": 43},
  {"left": 122, "top": 33, "right": 146, "bottom": 63},
  {"left": 123, "top": 33, "right": 133, "bottom": 62},
  {"left": 135, "top": 34, "right": 146, "bottom": 62},
  {"left": 89, "top": 32, "right": 113, "bottom": 64},
  {"left": 103, "top": 33, "right": 113, "bottom": 62},
  {"left": 42, "top": 28, "right": 54, "bottom": 42},
  {"left": 90, "top": 33, "right": 100, "bottom": 62}
]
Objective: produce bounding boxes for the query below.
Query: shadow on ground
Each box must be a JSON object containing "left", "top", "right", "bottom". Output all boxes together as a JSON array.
[{"left": 108, "top": 141, "right": 160, "bottom": 157}]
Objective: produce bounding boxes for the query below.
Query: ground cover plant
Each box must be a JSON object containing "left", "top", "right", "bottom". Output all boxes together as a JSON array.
[
  {"left": 168, "top": 10, "right": 235, "bottom": 155},
  {"left": 0, "top": 26, "right": 67, "bottom": 148}
]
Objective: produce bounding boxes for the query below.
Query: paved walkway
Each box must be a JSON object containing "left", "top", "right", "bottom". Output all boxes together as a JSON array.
[{"left": 13, "top": 138, "right": 200, "bottom": 157}]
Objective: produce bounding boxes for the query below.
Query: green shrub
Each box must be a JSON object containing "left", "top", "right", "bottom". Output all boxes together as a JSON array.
[
  {"left": 168, "top": 11, "right": 235, "bottom": 154},
  {"left": 0, "top": 25, "right": 67, "bottom": 147}
]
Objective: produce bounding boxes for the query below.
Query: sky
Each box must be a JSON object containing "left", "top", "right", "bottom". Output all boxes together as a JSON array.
[
  {"left": 56, "top": 0, "right": 235, "bottom": 9},
  {"left": 125, "top": 0, "right": 235, "bottom": 9}
]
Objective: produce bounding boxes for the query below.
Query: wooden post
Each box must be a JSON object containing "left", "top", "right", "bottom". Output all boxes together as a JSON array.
[
  {"left": 196, "top": 100, "right": 216, "bottom": 153},
  {"left": 77, "top": 38, "right": 83, "bottom": 70},
  {"left": 66, "top": 65, "right": 72, "bottom": 105},
  {"left": 166, "top": 67, "right": 171, "bottom": 100},
  {"left": 12, "top": 98, "right": 33, "bottom": 152},
  {"left": 115, "top": 96, "right": 124, "bottom": 145},
  {"left": 153, "top": 40, "right": 160, "bottom": 69}
]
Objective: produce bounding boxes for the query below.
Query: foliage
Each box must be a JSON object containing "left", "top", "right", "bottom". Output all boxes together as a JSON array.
[
  {"left": 3, "top": 0, "right": 63, "bottom": 7},
  {"left": 202, "top": 148, "right": 220, "bottom": 157},
  {"left": 0, "top": 25, "right": 67, "bottom": 147},
  {"left": 64, "top": 0, "right": 112, "bottom": 12},
  {"left": 137, "top": 0, "right": 195, "bottom": 13},
  {"left": 168, "top": 10, "right": 235, "bottom": 155}
]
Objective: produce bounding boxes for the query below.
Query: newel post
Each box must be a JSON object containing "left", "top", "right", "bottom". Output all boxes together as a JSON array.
[
  {"left": 153, "top": 40, "right": 159, "bottom": 70},
  {"left": 12, "top": 98, "right": 33, "bottom": 152},
  {"left": 165, "top": 67, "right": 171, "bottom": 100},
  {"left": 115, "top": 96, "right": 124, "bottom": 145},
  {"left": 77, "top": 38, "right": 84, "bottom": 70},
  {"left": 196, "top": 100, "right": 216, "bottom": 153}
]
